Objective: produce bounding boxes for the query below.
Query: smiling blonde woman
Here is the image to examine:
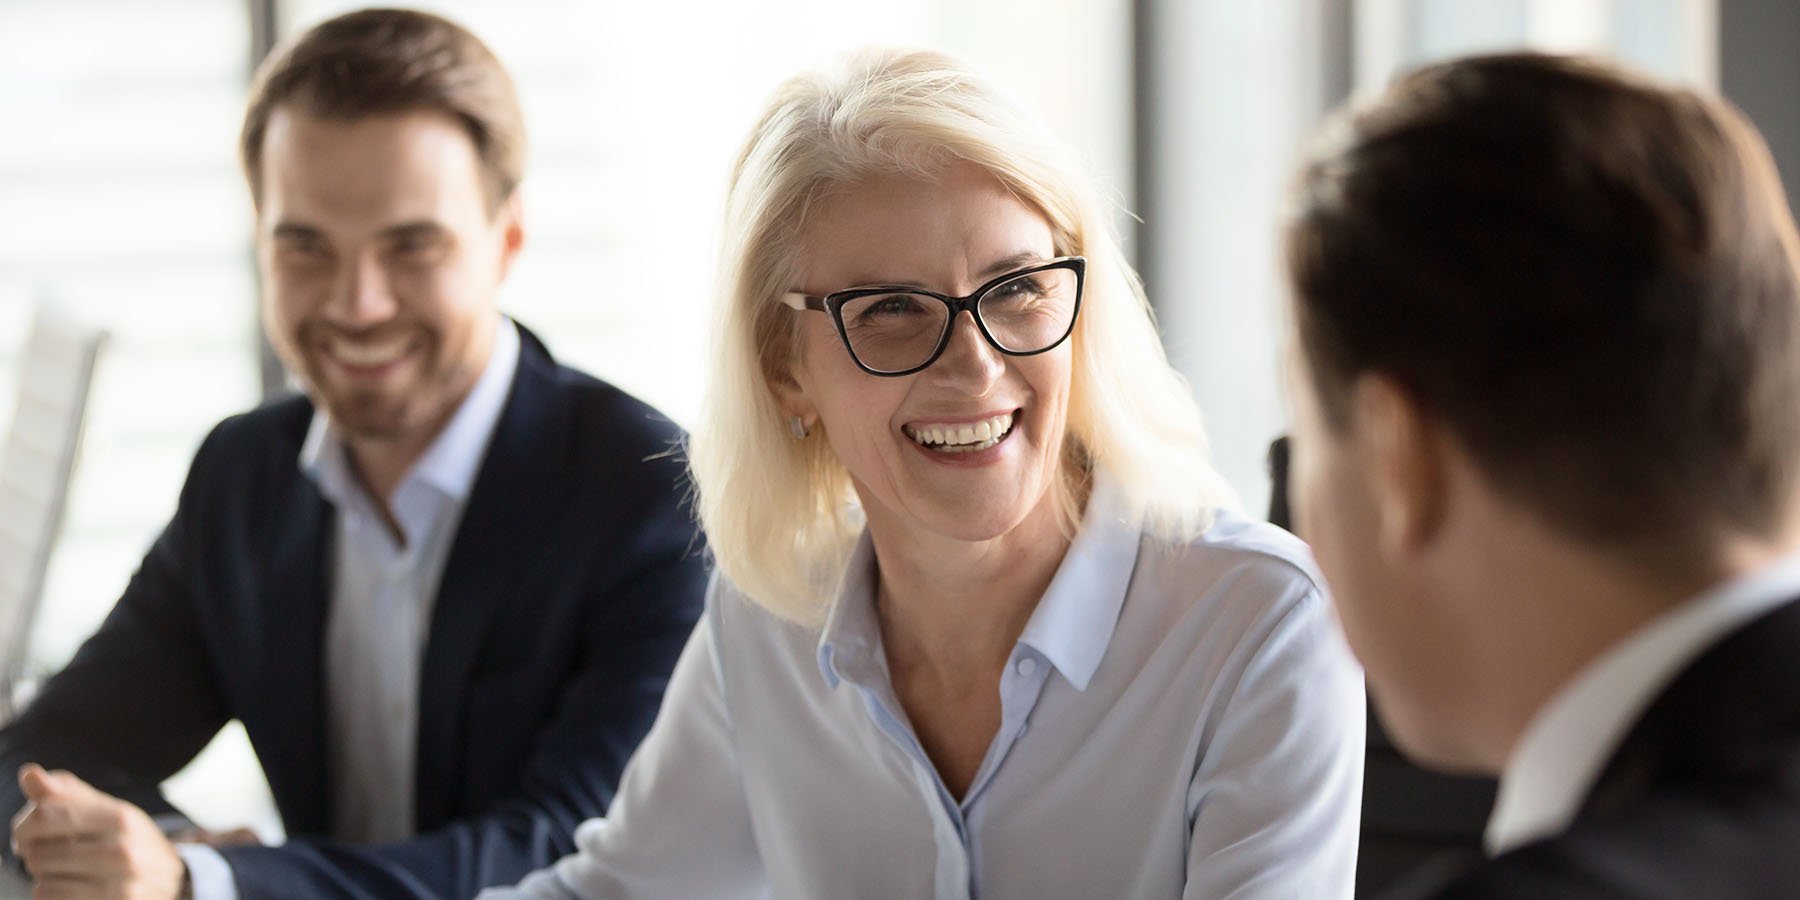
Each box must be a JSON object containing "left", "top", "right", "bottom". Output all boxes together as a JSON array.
[{"left": 486, "top": 48, "right": 1364, "bottom": 900}]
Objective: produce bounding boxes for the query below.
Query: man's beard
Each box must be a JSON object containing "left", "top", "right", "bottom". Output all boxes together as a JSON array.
[
  {"left": 294, "top": 327, "right": 443, "bottom": 441},
  {"left": 323, "top": 385, "right": 419, "bottom": 442}
]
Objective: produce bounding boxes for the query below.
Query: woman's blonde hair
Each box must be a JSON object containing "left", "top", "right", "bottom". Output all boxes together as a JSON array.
[{"left": 690, "top": 48, "right": 1238, "bottom": 625}]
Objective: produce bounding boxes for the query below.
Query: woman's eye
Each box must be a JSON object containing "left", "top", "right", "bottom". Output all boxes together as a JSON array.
[
  {"left": 857, "top": 295, "right": 926, "bottom": 319},
  {"left": 992, "top": 278, "right": 1046, "bottom": 302}
]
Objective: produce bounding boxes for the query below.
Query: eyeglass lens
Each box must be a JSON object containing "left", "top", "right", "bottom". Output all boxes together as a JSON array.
[{"left": 837, "top": 267, "right": 1078, "bottom": 373}]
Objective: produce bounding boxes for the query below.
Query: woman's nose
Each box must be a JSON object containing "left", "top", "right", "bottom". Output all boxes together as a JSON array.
[{"left": 928, "top": 310, "right": 1006, "bottom": 387}]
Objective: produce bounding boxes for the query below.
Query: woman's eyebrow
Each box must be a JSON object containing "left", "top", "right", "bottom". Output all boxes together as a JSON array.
[
  {"left": 978, "top": 250, "right": 1049, "bottom": 278},
  {"left": 834, "top": 250, "right": 1050, "bottom": 290}
]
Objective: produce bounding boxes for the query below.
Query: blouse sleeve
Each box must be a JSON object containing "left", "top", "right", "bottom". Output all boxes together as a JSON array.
[
  {"left": 481, "top": 580, "right": 768, "bottom": 899},
  {"left": 1181, "top": 582, "right": 1365, "bottom": 899}
]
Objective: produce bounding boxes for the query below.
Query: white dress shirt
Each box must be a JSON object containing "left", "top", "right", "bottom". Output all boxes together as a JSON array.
[
  {"left": 177, "top": 318, "right": 520, "bottom": 900},
  {"left": 1486, "top": 551, "right": 1800, "bottom": 855},
  {"left": 485, "top": 472, "right": 1365, "bottom": 900}
]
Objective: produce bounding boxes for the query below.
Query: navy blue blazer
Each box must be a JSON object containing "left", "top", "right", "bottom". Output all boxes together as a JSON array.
[
  {"left": 1403, "top": 596, "right": 1800, "bottom": 899},
  {"left": 0, "top": 324, "right": 707, "bottom": 898}
]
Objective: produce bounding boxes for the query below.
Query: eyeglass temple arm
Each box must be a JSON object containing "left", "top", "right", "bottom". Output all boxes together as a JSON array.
[{"left": 780, "top": 292, "right": 827, "bottom": 311}]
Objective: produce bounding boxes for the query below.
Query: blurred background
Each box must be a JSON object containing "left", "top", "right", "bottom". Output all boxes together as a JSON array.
[{"left": 0, "top": 0, "right": 1783, "bottom": 840}]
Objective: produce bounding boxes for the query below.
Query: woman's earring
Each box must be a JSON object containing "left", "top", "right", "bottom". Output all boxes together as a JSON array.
[{"left": 788, "top": 416, "right": 810, "bottom": 439}]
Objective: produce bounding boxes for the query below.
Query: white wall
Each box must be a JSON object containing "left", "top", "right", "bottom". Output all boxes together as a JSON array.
[
  {"left": 1139, "top": 0, "right": 1349, "bottom": 515},
  {"left": 1140, "top": 0, "right": 1714, "bottom": 516}
]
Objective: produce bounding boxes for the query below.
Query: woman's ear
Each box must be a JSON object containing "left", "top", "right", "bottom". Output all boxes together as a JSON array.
[
  {"left": 1351, "top": 374, "right": 1447, "bottom": 559},
  {"left": 768, "top": 351, "right": 819, "bottom": 431}
]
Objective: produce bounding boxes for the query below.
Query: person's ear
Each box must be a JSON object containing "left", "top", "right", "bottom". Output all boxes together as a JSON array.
[
  {"left": 768, "top": 350, "right": 819, "bottom": 436},
  {"left": 1350, "top": 374, "right": 1447, "bottom": 558},
  {"left": 495, "top": 192, "right": 526, "bottom": 279}
]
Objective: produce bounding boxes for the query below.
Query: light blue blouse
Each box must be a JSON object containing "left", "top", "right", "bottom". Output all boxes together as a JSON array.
[{"left": 485, "top": 474, "right": 1364, "bottom": 899}]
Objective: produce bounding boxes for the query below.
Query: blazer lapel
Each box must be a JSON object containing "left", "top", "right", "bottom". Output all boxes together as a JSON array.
[
  {"left": 413, "top": 328, "right": 572, "bottom": 828},
  {"left": 257, "top": 452, "right": 334, "bottom": 835}
]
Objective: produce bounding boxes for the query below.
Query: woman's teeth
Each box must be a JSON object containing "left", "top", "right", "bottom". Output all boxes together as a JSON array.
[{"left": 905, "top": 412, "right": 1015, "bottom": 453}]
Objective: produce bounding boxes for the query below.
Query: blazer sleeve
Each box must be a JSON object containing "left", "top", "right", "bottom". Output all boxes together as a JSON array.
[
  {"left": 0, "top": 426, "right": 236, "bottom": 860},
  {"left": 215, "top": 458, "right": 709, "bottom": 899}
]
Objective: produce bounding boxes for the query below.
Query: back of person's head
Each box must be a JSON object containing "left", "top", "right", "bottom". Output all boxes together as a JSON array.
[
  {"left": 240, "top": 7, "right": 525, "bottom": 212},
  {"left": 690, "top": 48, "right": 1235, "bottom": 624},
  {"left": 1287, "top": 52, "right": 1800, "bottom": 577}
]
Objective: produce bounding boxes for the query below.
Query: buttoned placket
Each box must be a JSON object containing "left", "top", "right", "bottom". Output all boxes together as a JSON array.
[
  {"left": 379, "top": 481, "right": 443, "bottom": 750},
  {"left": 378, "top": 546, "right": 415, "bottom": 733},
  {"left": 343, "top": 478, "right": 438, "bottom": 839},
  {"left": 841, "top": 643, "right": 1054, "bottom": 900}
]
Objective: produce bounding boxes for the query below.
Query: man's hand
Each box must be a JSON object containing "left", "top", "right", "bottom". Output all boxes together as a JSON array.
[{"left": 11, "top": 763, "right": 188, "bottom": 900}]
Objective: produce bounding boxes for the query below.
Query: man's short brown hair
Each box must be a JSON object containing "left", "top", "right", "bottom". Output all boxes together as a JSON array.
[
  {"left": 1286, "top": 54, "right": 1800, "bottom": 566},
  {"left": 240, "top": 7, "right": 525, "bottom": 211}
]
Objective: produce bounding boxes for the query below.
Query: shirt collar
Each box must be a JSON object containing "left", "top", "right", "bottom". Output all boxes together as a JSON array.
[
  {"left": 299, "top": 315, "right": 521, "bottom": 506},
  {"left": 405, "top": 316, "right": 520, "bottom": 501},
  {"left": 299, "top": 410, "right": 355, "bottom": 509},
  {"left": 815, "top": 470, "right": 1142, "bottom": 693},
  {"left": 1014, "top": 472, "right": 1139, "bottom": 691},
  {"left": 817, "top": 532, "right": 882, "bottom": 690},
  {"left": 1486, "top": 550, "right": 1800, "bottom": 855}
]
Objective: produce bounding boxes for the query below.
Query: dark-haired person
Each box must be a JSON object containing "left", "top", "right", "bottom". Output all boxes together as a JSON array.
[
  {"left": 1285, "top": 53, "right": 1800, "bottom": 897},
  {"left": 0, "top": 9, "right": 705, "bottom": 899}
]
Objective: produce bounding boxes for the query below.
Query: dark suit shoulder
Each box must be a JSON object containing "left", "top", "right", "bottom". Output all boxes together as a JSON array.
[
  {"left": 138, "top": 394, "right": 318, "bottom": 537},
  {"left": 1426, "top": 600, "right": 1800, "bottom": 900},
  {"left": 481, "top": 339, "right": 695, "bottom": 559},
  {"left": 191, "top": 392, "right": 314, "bottom": 471},
  {"left": 554, "top": 366, "right": 684, "bottom": 445},
  {"left": 1430, "top": 785, "right": 1800, "bottom": 899}
]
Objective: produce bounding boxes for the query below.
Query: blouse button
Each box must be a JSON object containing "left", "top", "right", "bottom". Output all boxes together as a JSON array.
[{"left": 1016, "top": 657, "right": 1038, "bottom": 678}]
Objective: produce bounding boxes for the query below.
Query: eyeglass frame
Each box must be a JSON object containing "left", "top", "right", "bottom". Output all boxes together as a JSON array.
[{"left": 779, "top": 255, "right": 1087, "bottom": 377}]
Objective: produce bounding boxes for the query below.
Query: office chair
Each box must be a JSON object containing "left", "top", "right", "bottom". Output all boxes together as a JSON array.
[{"left": 0, "top": 300, "right": 108, "bottom": 721}]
